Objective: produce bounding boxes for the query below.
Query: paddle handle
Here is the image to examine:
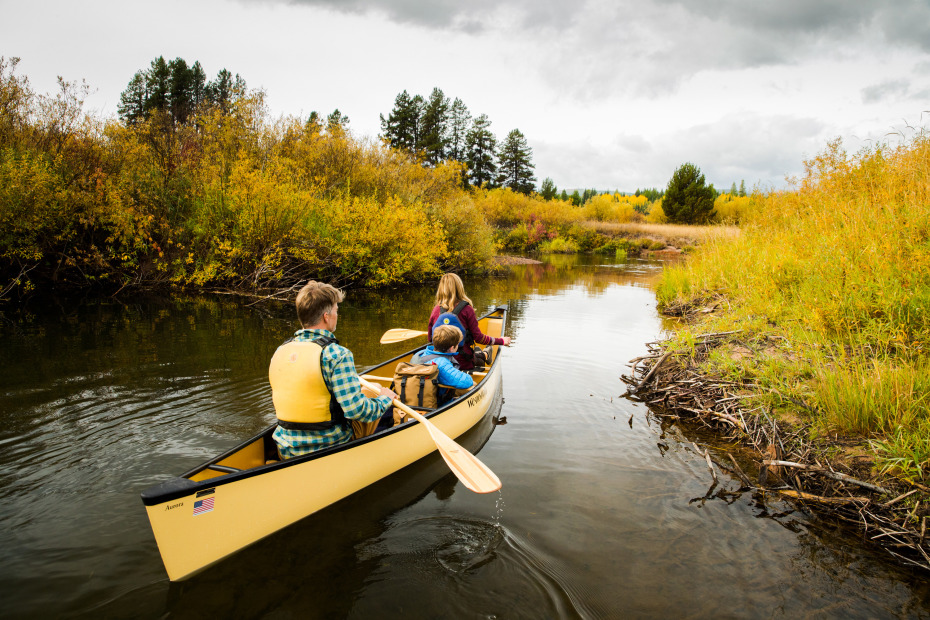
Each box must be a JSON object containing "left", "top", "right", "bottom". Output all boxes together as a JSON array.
[{"left": 358, "top": 377, "right": 421, "bottom": 422}]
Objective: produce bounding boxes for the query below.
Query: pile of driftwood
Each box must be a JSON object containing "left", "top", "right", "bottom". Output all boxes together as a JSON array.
[{"left": 622, "top": 332, "right": 930, "bottom": 572}]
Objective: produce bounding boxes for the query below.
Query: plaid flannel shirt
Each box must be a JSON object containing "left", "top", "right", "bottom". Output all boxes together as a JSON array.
[{"left": 272, "top": 328, "right": 392, "bottom": 458}]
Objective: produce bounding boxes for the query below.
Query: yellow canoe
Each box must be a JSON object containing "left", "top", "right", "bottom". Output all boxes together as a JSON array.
[{"left": 141, "top": 306, "right": 507, "bottom": 581}]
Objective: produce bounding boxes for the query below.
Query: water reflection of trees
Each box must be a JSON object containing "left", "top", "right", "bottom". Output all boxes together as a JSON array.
[{"left": 345, "top": 256, "right": 666, "bottom": 364}]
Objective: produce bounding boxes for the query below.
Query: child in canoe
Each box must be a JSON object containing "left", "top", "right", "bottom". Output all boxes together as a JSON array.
[{"left": 411, "top": 325, "right": 474, "bottom": 404}]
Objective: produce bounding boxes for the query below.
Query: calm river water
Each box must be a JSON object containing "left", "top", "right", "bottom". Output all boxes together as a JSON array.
[{"left": 2, "top": 255, "right": 929, "bottom": 618}]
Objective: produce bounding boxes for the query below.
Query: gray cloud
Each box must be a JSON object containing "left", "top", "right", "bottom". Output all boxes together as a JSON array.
[
  {"left": 250, "top": 0, "right": 581, "bottom": 30},
  {"left": 862, "top": 79, "right": 911, "bottom": 104},
  {"left": 239, "top": 0, "right": 930, "bottom": 98},
  {"left": 252, "top": 0, "right": 930, "bottom": 53}
]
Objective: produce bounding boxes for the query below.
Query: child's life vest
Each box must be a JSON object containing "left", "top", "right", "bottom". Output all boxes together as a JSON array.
[{"left": 430, "top": 300, "right": 471, "bottom": 347}]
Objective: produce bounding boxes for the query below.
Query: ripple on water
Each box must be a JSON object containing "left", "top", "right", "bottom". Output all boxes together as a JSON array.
[{"left": 353, "top": 515, "right": 594, "bottom": 619}]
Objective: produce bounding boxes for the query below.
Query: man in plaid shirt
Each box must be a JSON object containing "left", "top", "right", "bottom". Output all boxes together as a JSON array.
[{"left": 271, "top": 281, "right": 397, "bottom": 458}]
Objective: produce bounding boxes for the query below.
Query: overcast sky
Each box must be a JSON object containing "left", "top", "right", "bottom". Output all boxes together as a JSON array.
[{"left": 2, "top": 0, "right": 929, "bottom": 191}]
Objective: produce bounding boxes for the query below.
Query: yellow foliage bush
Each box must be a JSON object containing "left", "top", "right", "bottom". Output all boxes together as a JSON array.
[
  {"left": 321, "top": 194, "right": 449, "bottom": 286},
  {"left": 713, "top": 194, "right": 752, "bottom": 223},
  {"left": 581, "top": 193, "right": 646, "bottom": 223},
  {"left": 646, "top": 198, "right": 668, "bottom": 223},
  {"left": 0, "top": 60, "right": 501, "bottom": 294}
]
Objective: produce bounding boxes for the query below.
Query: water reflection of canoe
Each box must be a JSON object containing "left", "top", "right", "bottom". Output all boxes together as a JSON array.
[{"left": 141, "top": 306, "right": 508, "bottom": 581}]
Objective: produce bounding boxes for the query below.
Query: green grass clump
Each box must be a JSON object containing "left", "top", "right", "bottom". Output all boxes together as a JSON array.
[{"left": 539, "top": 237, "right": 579, "bottom": 254}]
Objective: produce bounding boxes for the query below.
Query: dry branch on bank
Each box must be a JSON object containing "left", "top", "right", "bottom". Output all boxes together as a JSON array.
[{"left": 621, "top": 334, "right": 930, "bottom": 571}]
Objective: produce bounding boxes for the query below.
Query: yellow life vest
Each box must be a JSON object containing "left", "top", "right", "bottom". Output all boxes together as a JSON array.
[{"left": 269, "top": 337, "right": 343, "bottom": 429}]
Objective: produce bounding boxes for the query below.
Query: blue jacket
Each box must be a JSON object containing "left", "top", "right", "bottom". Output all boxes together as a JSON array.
[{"left": 411, "top": 346, "right": 474, "bottom": 390}]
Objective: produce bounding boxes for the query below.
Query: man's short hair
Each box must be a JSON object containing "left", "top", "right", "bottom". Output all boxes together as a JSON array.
[
  {"left": 295, "top": 281, "right": 345, "bottom": 328},
  {"left": 432, "top": 325, "right": 462, "bottom": 352}
]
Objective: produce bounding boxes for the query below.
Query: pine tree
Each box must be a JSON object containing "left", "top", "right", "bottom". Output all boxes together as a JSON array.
[
  {"left": 118, "top": 58, "right": 245, "bottom": 125},
  {"left": 207, "top": 69, "right": 234, "bottom": 112},
  {"left": 167, "top": 57, "right": 193, "bottom": 125},
  {"left": 540, "top": 177, "right": 557, "bottom": 200},
  {"left": 306, "top": 111, "right": 323, "bottom": 135},
  {"left": 117, "top": 71, "right": 147, "bottom": 124},
  {"left": 447, "top": 97, "right": 471, "bottom": 162},
  {"left": 560, "top": 189, "right": 569, "bottom": 202},
  {"left": 663, "top": 163, "right": 716, "bottom": 224},
  {"left": 465, "top": 114, "right": 497, "bottom": 188},
  {"left": 419, "top": 87, "right": 450, "bottom": 166},
  {"left": 379, "top": 90, "right": 420, "bottom": 152},
  {"left": 326, "top": 109, "right": 350, "bottom": 134},
  {"left": 190, "top": 61, "right": 207, "bottom": 109},
  {"left": 144, "top": 56, "right": 170, "bottom": 115},
  {"left": 729, "top": 182, "right": 738, "bottom": 196},
  {"left": 739, "top": 180, "right": 747, "bottom": 197},
  {"left": 496, "top": 128, "right": 536, "bottom": 195}
]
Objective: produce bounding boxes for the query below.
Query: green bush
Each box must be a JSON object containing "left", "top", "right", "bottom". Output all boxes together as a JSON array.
[
  {"left": 594, "top": 238, "right": 634, "bottom": 254},
  {"left": 539, "top": 237, "right": 579, "bottom": 254}
]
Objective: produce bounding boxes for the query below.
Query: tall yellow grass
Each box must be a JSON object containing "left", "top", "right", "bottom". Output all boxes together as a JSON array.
[
  {"left": 592, "top": 221, "right": 740, "bottom": 244},
  {"left": 656, "top": 132, "right": 930, "bottom": 479}
]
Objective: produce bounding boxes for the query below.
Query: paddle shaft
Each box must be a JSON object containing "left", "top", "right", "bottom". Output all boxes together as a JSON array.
[{"left": 358, "top": 377, "right": 501, "bottom": 493}]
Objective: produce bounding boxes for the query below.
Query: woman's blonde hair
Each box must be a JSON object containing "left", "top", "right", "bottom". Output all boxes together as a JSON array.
[{"left": 434, "top": 273, "right": 473, "bottom": 311}]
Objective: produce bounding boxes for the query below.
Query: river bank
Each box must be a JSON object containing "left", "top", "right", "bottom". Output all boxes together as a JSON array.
[
  {"left": 639, "top": 133, "right": 930, "bottom": 573},
  {"left": 623, "top": 303, "right": 930, "bottom": 573}
]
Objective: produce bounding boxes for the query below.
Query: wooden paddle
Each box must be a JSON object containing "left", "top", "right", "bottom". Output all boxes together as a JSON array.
[
  {"left": 358, "top": 377, "right": 501, "bottom": 494},
  {"left": 380, "top": 328, "right": 428, "bottom": 344}
]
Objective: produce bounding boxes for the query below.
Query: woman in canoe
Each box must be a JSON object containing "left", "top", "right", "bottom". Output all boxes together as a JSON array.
[{"left": 427, "top": 273, "right": 511, "bottom": 371}]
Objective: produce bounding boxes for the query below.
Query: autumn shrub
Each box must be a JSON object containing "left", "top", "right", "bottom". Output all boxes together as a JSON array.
[
  {"left": 425, "top": 192, "right": 497, "bottom": 271},
  {"left": 0, "top": 60, "right": 503, "bottom": 296},
  {"left": 581, "top": 193, "right": 646, "bottom": 223},
  {"left": 500, "top": 223, "right": 530, "bottom": 252},
  {"left": 713, "top": 194, "right": 752, "bottom": 223},
  {"left": 593, "top": 238, "right": 633, "bottom": 255},
  {"left": 645, "top": 198, "right": 668, "bottom": 223},
  {"left": 317, "top": 194, "right": 448, "bottom": 286},
  {"left": 565, "top": 223, "right": 603, "bottom": 252},
  {"left": 474, "top": 187, "right": 578, "bottom": 233}
]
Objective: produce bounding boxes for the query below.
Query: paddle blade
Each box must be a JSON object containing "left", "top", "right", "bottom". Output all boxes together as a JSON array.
[
  {"left": 380, "top": 328, "right": 428, "bottom": 344},
  {"left": 406, "top": 409, "right": 502, "bottom": 494}
]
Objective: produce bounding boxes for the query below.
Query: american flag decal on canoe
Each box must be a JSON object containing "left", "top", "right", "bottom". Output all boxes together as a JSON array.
[{"left": 192, "top": 497, "right": 214, "bottom": 516}]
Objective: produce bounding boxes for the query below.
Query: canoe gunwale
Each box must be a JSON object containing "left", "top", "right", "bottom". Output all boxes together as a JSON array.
[{"left": 140, "top": 306, "right": 507, "bottom": 507}]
